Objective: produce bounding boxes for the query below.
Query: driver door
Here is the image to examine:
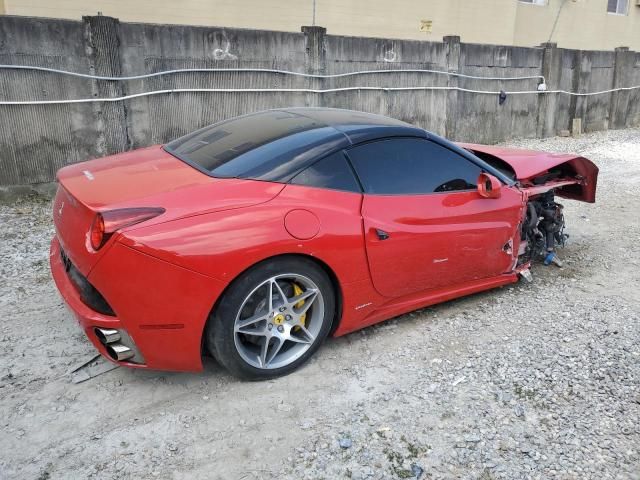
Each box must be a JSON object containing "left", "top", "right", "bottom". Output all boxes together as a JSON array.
[{"left": 347, "top": 137, "right": 523, "bottom": 298}]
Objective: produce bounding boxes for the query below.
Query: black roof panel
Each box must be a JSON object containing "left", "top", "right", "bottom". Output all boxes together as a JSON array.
[
  {"left": 281, "top": 107, "right": 411, "bottom": 128},
  {"left": 164, "top": 108, "right": 425, "bottom": 182}
]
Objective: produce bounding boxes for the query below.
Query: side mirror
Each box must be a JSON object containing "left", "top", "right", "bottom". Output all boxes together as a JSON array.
[{"left": 477, "top": 173, "right": 502, "bottom": 199}]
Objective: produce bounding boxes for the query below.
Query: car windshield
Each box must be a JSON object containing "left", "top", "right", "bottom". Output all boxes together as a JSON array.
[{"left": 164, "top": 110, "right": 345, "bottom": 181}]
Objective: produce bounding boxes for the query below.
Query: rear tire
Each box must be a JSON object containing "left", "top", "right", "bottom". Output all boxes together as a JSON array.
[{"left": 206, "top": 257, "right": 335, "bottom": 380}]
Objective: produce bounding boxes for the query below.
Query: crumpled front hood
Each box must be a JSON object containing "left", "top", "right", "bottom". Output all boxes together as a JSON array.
[
  {"left": 459, "top": 144, "right": 596, "bottom": 180},
  {"left": 459, "top": 143, "right": 599, "bottom": 203}
]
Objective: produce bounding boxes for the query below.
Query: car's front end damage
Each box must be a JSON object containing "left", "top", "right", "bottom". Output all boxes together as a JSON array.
[
  {"left": 520, "top": 189, "right": 568, "bottom": 268},
  {"left": 461, "top": 143, "right": 599, "bottom": 275}
]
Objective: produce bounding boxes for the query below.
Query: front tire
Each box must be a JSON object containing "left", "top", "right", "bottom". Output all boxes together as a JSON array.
[{"left": 206, "top": 257, "right": 335, "bottom": 380}]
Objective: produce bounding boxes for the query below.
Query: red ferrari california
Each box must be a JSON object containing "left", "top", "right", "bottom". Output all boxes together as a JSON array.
[{"left": 50, "top": 108, "right": 598, "bottom": 379}]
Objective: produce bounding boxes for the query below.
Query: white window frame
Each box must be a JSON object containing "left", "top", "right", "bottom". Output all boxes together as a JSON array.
[
  {"left": 607, "top": 0, "right": 629, "bottom": 15},
  {"left": 518, "top": 0, "right": 548, "bottom": 5}
]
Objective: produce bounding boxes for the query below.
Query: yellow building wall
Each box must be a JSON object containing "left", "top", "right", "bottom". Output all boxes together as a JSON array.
[
  {"left": 2, "top": 0, "right": 639, "bottom": 50},
  {"left": 2, "top": 0, "right": 315, "bottom": 31},
  {"left": 313, "top": 0, "right": 518, "bottom": 46},
  {"left": 514, "top": 0, "right": 640, "bottom": 50}
]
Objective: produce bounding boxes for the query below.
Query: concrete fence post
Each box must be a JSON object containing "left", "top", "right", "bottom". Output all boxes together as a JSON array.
[
  {"left": 301, "top": 26, "right": 326, "bottom": 107},
  {"left": 443, "top": 35, "right": 461, "bottom": 140},
  {"left": 301, "top": 26, "right": 327, "bottom": 74},
  {"left": 536, "top": 42, "right": 560, "bottom": 138},
  {"left": 609, "top": 46, "right": 634, "bottom": 129},
  {"left": 83, "top": 15, "right": 131, "bottom": 155},
  {"left": 568, "top": 49, "right": 591, "bottom": 135}
]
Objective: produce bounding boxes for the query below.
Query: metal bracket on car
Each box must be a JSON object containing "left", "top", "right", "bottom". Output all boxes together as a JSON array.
[
  {"left": 68, "top": 354, "right": 120, "bottom": 384},
  {"left": 518, "top": 268, "right": 533, "bottom": 283}
]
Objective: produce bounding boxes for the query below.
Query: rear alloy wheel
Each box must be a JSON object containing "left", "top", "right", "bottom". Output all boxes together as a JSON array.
[{"left": 207, "top": 258, "right": 335, "bottom": 379}]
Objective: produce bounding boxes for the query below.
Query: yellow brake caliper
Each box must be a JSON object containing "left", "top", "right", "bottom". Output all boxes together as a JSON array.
[{"left": 292, "top": 283, "right": 306, "bottom": 330}]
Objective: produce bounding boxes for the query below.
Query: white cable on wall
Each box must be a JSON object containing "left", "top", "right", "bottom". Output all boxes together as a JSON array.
[
  {"left": 0, "top": 85, "right": 639, "bottom": 105},
  {"left": 0, "top": 64, "right": 547, "bottom": 84},
  {"left": 0, "top": 64, "right": 638, "bottom": 105}
]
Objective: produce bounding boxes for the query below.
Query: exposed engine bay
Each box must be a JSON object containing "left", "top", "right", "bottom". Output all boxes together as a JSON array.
[{"left": 520, "top": 190, "right": 567, "bottom": 268}]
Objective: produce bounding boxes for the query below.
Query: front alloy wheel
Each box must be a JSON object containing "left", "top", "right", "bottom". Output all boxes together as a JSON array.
[{"left": 207, "top": 257, "right": 335, "bottom": 379}]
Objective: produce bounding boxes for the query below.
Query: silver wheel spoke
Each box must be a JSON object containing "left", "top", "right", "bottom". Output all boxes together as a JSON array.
[
  {"left": 235, "top": 312, "right": 268, "bottom": 331},
  {"left": 258, "top": 335, "right": 285, "bottom": 368},
  {"left": 237, "top": 326, "right": 267, "bottom": 337},
  {"left": 291, "top": 289, "right": 318, "bottom": 315},
  {"left": 267, "top": 281, "right": 274, "bottom": 311},
  {"left": 272, "top": 279, "right": 289, "bottom": 305},
  {"left": 265, "top": 336, "right": 285, "bottom": 366},
  {"left": 259, "top": 336, "right": 270, "bottom": 367},
  {"left": 289, "top": 326, "right": 315, "bottom": 344}
]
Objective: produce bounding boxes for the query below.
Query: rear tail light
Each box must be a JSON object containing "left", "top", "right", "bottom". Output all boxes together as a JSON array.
[
  {"left": 90, "top": 207, "right": 165, "bottom": 250},
  {"left": 90, "top": 214, "right": 106, "bottom": 251}
]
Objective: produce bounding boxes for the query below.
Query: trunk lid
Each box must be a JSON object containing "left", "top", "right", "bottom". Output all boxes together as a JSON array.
[
  {"left": 54, "top": 145, "right": 284, "bottom": 275},
  {"left": 56, "top": 145, "right": 211, "bottom": 208}
]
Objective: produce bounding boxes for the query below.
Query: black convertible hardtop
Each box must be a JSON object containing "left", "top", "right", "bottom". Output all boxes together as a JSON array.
[{"left": 164, "top": 107, "right": 512, "bottom": 185}]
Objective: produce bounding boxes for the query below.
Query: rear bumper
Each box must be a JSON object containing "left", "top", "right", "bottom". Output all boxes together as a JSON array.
[
  {"left": 50, "top": 236, "right": 131, "bottom": 367},
  {"left": 50, "top": 236, "right": 227, "bottom": 372}
]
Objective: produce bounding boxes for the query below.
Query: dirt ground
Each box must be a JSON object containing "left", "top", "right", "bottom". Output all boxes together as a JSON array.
[{"left": 1, "top": 129, "right": 639, "bottom": 480}]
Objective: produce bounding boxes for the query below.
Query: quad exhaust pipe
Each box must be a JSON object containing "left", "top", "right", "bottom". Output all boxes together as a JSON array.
[
  {"left": 94, "top": 327, "right": 135, "bottom": 362},
  {"left": 94, "top": 328, "right": 120, "bottom": 344},
  {"left": 105, "top": 343, "right": 135, "bottom": 361}
]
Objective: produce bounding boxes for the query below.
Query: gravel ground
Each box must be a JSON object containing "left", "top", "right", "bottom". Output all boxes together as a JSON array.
[{"left": 1, "top": 128, "right": 639, "bottom": 480}]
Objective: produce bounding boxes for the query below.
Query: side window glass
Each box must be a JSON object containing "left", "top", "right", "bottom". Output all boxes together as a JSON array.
[
  {"left": 347, "top": 138, "right": 482, "bottom": 194},
  {"left": 290, "top": 151, "right": 361, "bottom": 193}
]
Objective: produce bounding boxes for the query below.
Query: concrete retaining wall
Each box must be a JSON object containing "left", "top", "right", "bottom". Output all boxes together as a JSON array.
[{"left": 0, "top": 15, "right": 638, "bottom": 186}]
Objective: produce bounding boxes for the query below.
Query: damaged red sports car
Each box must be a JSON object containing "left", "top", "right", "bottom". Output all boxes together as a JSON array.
[{"left": 50, "top": 108, "right": 598, "bottom": 379}]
